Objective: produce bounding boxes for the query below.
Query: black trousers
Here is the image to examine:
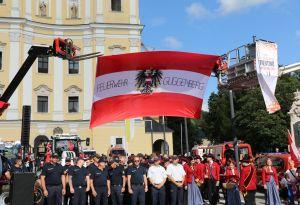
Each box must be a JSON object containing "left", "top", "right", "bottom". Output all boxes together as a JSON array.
[
  {"left": 207, "top": 179, "right": 218, "bottom": 205},
  {"left": 46, "top": 185, "right": 62, "bottom": 205},
  {"left": 151, "top": 186, "right": 165, "bottom": 205},
  {"left": 111, "top": 185, "right": 123, "bottom": 205},
  {"left": 244, "top": 190, "right": 256, "bottom": 205},
  {"left": 169, "top": 183, "right": 183, "bottom": 205},
  {"left": 131, "top": 185, "right": 145, "bottom": 205},
  {"left": 72, "top": 187, "right": 86, "bottom": 205},
  {"left": 64, "top": 184, "right": 73, "bottom": 205},
  {"left": 94, "top": 186, "right": 108, "bottom": 205},
  {"left": 86, "top": 190, "right": 94, "bottom": 205}
]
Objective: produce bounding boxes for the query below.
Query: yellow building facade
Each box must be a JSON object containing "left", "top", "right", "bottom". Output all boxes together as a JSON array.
[{"left": 0, "top": 0, "right": 173, "bottom": 155}]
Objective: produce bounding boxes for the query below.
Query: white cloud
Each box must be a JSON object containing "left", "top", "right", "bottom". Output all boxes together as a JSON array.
[
  {"left": 202, "top": 102, "right": 209, "bottom": 112},
  {"left": 149, "top": 17, "right": 167, "bottom": 27},
  {"left": 186, "top": 3, "right": 211, "bottom": 19},
  {"left": 297, "top": 30, "right": 300, "bottom": 37},
  {"left": 163, "top": 36, "right": 182, "bottom": 49},
  {"left": 217, "top": 0, "right": 272, "bottom": 14}
]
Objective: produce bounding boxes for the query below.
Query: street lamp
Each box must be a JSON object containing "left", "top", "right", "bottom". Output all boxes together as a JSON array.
[{"left": 144, "top": 119, "right": 154, "bottom": 154}]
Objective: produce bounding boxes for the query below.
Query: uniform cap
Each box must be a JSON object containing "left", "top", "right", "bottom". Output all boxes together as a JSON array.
[{"left": 52, "top": 153, "right": 59, "bottom": 158}]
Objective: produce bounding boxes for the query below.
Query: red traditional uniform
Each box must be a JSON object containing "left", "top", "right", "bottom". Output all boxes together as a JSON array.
[
  {"left": 225, "top": 167, "right": 239, "bottom": 184},
  {"left": 195, "top": 163, "right": 205, "bottom": 183},
  {"left": 262, "top": 166, "right": 279, "bottom": 186},
  {"left": 183, "top": 163, "right": 193, "bottom": 185},
  {"left": 239, "top": 164, "right": 257, "bottom": 192},
  {"left": 205, "top": 162, "right": 220, "bottom": 181}
]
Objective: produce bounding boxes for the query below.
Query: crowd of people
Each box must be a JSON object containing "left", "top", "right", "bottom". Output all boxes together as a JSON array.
[{"left": 5, "top": 150, "right": 300, "bottom": 205}]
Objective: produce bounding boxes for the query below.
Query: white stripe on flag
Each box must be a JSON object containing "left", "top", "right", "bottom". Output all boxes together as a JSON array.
[{"left": 93, "top": 70, "right": 210, "bottom": 102}]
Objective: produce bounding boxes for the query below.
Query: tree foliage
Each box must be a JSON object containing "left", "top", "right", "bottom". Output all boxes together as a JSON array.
[
  {"left": 202, "top": 74, "right": 300, "bottom": 153},
  {"left": 167, "top": 74, "right": 300, "bottom": 154}
]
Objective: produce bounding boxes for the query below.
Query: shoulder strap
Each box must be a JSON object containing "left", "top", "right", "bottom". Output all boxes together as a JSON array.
[
  {"left": 244, "top": 165, "right": 255, "bottom": 188},
  {"left": 289, "top": 169, "right": 297, "bottom": 180}
]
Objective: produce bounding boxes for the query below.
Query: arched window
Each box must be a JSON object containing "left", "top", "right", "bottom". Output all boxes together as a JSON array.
[{"left": 111, "top": 0, "right": 121, "bottom": 12}]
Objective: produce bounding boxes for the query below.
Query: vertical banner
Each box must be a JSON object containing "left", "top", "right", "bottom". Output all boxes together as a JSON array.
[
  {"left": 125, "top": 119, "right": 135, "bottom": 142},
  {"left": 255, "top": 40, "right": 281, "bottom": 113}
]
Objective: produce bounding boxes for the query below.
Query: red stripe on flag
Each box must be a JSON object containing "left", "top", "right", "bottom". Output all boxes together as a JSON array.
[
  {"left": 96, "top": 51, "right": 219, "bottom": 77},
  {"left": 90, "top": 93, "right": 203, "bottom": 128}
]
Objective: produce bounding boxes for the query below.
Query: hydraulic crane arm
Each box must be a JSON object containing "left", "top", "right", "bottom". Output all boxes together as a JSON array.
[{"left": 0, "top": 38, "right": 102, "bottom": 116}]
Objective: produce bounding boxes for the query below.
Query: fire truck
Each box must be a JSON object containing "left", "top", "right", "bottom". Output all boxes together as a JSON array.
[
  {"left": 192, "top": 141, "right": 253, "bottom": 166},
  {"left": 35, "top": 134, "right": 89, "bottom": 166}
]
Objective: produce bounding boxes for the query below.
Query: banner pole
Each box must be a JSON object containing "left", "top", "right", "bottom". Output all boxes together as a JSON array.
[
  {"left": 184, "top": 118, "right": 190, "bottom": 156},
  {"left": 162, "top": 116, "right": 167, "bottom": 155},
  {"left": 180, "top": 123, "right": 183, "bottom": 156},
  {"left": 229, "top": 90, "right": 240, "bottom": 171}
]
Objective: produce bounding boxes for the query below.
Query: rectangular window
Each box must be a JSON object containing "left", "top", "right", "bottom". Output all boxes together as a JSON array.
[
  {"left": 68, "top": 96, "right": 79, "bottom": 113},
  {"left": 37, "top": 96, "right": 48, "bottom": 113},
  {"left": 0, "top": 52, "right": 2, "bottom": 70},
  {"left": 111, "top": 0, "right": 121, "bottom": 12},
  {"left": 68, "top": 61, "right": 79, "bottom": 74},
  {"left": 116, "top": 138, "right": 123, "bottom": 145},
  {"left": 38, "top": 57, "right": 49, "bottom": 73},
  {"left": 0, "top": 0, "right": 3, "bottom": 4}
]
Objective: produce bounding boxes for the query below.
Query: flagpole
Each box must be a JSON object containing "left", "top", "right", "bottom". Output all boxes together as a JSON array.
[
  {"left": 162, "top": 116, "right": 167, "bottom": 155},
  {"left": 180, "top": 123, "right": 183, "bottom": 156},
  {"left": 184, "top": 118, "right": 190, "bottom": 156}
]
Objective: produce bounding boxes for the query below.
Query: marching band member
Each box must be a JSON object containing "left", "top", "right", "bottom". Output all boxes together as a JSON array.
[
  {"left": 204, "top": 154, "right": 220, "bottom": 205},
  {"left": 239, "top": 155, "right": 257, "bottom": 205},
  {"left": 224, "top": 160, "right": 241, "bottom": 205},
  {"left": 184, "top": 157, "right": 204, "bottom": 205},
  {"left": 262, "top": 158, "right": 281, "bottom": 205}
]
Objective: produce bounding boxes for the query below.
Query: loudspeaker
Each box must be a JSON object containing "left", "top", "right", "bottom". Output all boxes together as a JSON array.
[
  {"left": 9, "top": 173, "right": 35, "bottom": 205},
  {"left": 21, "top": 105, "right": 31, "bottom": 146}
]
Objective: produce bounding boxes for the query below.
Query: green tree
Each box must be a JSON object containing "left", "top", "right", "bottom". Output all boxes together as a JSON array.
[{"left": 203, "top": 74, "right": 300, "bottom": 153}]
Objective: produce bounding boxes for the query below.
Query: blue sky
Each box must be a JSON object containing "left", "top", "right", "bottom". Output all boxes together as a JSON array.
[{"left": 139, "top": 0, "right": 300, "bottom": 111}]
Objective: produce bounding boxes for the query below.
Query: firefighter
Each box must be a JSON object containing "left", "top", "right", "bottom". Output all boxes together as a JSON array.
[
  {"left": 40, "top": 153, "right": 66, "bottom": 205},
  {"left": 69, "top": 158, "right": 90, "bottom": 205},
  {"left": 64, "top": 157, "right": 73, "bottom": 205},
  {"left": 109, "top": 157, "right": 126, "bottom": 205},
  {"left": 127, "top": 156, "right": 148, "bottom": 205},
  {"left": 87, "top": 154, "right": 100, "bottom": 205},
  {"left": 90, "top": 157, "right": 110, "bottom": 205}
]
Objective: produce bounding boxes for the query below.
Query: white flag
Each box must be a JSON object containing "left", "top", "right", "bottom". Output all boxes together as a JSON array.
[{"left": 255, "top": 40, "right": 281, "bottom": 113}]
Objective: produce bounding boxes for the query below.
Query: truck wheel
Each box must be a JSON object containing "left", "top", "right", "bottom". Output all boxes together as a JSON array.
[{"left": 0, "top": 192, "right": 9, "bottom": 205}]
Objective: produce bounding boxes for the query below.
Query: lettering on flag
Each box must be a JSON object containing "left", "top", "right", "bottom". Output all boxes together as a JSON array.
[
  {"left": 255, "top": 40, "right": 281, "bottom": 113},
  {"left": 90, "top": 51, "right": 220, "bottom": 127}
]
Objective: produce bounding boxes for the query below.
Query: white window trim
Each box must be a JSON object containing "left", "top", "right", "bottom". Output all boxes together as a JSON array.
[
  {"left": 37, "top": 95, "right": 49, "bottom": 113},
  {"left": 68, "top": 61, "right": 80, "bottom": 75},
  {"left": 0, "top": 42, "right": 6, "bottom": 71},
  {"left": 0, "top": 84, "right": 4, "bottom": 96},
  {"left": 110, "top": 136, "right": 126, "bottom": 148},
  {"left": 109, "top": 0, "right": 123, "bottom": 12},
  {"left": 34, "top": 84, "right": 52, "bottom": 113}
]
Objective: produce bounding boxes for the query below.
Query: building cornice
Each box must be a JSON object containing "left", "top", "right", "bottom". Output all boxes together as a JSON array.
[{"left": 0, "top": 17, "right": 144, "bottom": 32}]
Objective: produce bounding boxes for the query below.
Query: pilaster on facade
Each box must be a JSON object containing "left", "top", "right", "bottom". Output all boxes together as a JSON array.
[
  {"left": 25, "top": 0, "right": 32, "bottom": 20},
  {"left": 96, "top": 0, "right": 104, "bottom": 22},
  {"left": 11, "top": 0, "right": 20, "bottom": 17}
]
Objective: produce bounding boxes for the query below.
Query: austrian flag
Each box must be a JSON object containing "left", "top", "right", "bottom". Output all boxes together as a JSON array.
[{"left": 90, "top": 51, "right": 220, "bottom": 128}]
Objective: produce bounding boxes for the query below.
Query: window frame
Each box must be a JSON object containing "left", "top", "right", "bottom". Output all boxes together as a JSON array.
[
  {"left": 38, "top": 56, "right": 49, "bottom": 74},
  {"left": 0, "top": 51, "right": 2, "bottom": 71},
  {"left": 0, "top": 0, "right": 4, "bottom": 4},
  {"left": 37, "top": 96, "right": 48, "bottom": 113},
  {"left": 68, "top": 96, "right": 79, "bottom": 113},
  {"left": 111, "top": 0, "right": 122, "bottom": 12},
  {"left": 68, "top": 60, "right": 79, "bottom": 74}
]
